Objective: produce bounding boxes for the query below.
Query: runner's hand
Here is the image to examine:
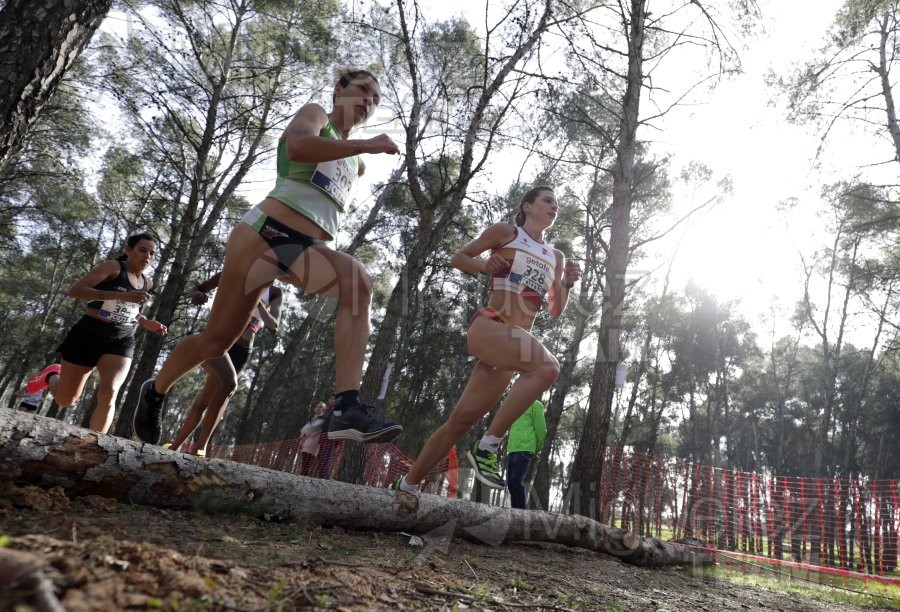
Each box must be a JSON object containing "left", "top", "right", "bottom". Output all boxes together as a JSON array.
[
  {"left": 564, "top": 260, "right": 582, "bottom": 286},
  {"left": 140, "top": 318, "right": 167, "bottom": 336},
  {"left": 120, "top": 290, "right": 151, "bottom": 304},
  {"left": 364, "top": 134, "right": 400, "bottom": 155},
  {"left": 482, "top": 253, "right": 509, "bottom": 275}
]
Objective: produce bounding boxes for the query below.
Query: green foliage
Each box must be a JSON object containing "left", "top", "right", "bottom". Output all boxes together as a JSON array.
[
  {"left": 312, "top": 593, "right": 333, "bottom": 611},
  {"left": 554, "top": 592, "right": 589, "bottom": 609},
  {"left": 468, "top": 579, "right": 492, "bottom": 599},
  {"left": 508, "top": 576, "right": 532, "bottom": 590},
  {"left": 831, "top": 0, "right": 895, "bottom": 45},
  {"left": 263, "top": 576, "right": 292, "bottom": 609}
]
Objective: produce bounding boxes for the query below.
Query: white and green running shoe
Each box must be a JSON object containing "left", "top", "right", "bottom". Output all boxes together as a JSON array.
[{"left": 466, "top": 443, "right": 506, "bottom": 489}]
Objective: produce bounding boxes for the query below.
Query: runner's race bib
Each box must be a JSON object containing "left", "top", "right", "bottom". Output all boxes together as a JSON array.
[
  {"left": 20, "top": 390, "right": 44, "bottom": 407},
  {"left": 98, "top": 297, "right": 140, "bottom": 325},
  {"left": 310, "top": 157, "right": 357, "bottom": 208},
  {"left": 509, "top": 251, "right": 553, "bottom": 298}
]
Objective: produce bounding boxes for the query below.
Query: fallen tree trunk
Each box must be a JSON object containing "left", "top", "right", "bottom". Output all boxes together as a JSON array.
[{"left": 0, "top": 409, "right": 712, "bottom": 567}]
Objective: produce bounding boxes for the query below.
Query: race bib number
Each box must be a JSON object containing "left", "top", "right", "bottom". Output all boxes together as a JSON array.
[
  {"left": 509, "top": 251, "right": 553, "bottom": 297},
  {"left": 98, "top": 298, "right": 140, "bottom": 325},
  {"left": 310, "top": 157, "right": 357, "bottom": 208},
  {"left": 21, "top": 390, "right": 44, "bottom": 407}
]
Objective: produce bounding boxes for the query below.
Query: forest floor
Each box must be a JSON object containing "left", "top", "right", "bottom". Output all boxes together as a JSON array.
[{"left": 1, "top": 484, "right": 896, "bottom": 611}]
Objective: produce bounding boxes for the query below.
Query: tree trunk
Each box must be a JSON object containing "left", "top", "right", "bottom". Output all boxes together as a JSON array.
[
  {"left": 533, "top": 291, "right": 592, "bottom": 510},
  {"left": 0, "top": 409, "right": 713, "bottom": 568},
  {"left": 840, "top": 284, "right": 890, "bottom": 475},
  {"left": 108, "top": 3, "right": 289, "bottom": 438},
  {"left": 112, "top": 257, "right": 189, "bottom": 437},
  {"left": 570, "top": 0, "right": 645, "bottom": 519},
  {"left": 875, "top": 11, "right": 900, "bottom": 165},
  {"left": 360, "top": 251, "right": 428, "bottom": 402},
  {"left": 238, "top": 307, "right": 330, "bottom": 444},
  {"left": 0, "top": 0, "right": 112, "bottom": 173},
  {"left": 808, "top": 230, "right": 857, "bottom": 476}
]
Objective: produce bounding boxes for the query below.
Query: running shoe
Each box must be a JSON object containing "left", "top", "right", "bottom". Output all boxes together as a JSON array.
[
  {"left": 195, "top": 449, "right": 206, "bottom": 458},
  {"left": 389, "top": 476, "right": 418, "bottom": 492},
  {"left": 466, "top": 442, "right": 506, "bottom": 489},
  {"left": 161, "top": 443, "right": 172, "bottom": 449},
  {"left": 133, "top": 379, "right": 164, "bottom": 444},
  {"left": 327, "top": 403, "right": 402, "bottom": 443}
]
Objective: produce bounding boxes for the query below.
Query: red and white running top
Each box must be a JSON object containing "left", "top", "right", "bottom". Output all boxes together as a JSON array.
[{"left": 489, "top": 227, "right": 557, "bottom": 308}]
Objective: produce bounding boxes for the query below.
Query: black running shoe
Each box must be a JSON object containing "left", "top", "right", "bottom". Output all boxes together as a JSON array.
[
  {"left": 466, "top": 443, "right": 506, "bottom": 489},
  {"left": 327, "top": 403, "right": 402, "bottom": 443},
  {"left": 134, "top": 379, "right": 164, "bottom": 444}
]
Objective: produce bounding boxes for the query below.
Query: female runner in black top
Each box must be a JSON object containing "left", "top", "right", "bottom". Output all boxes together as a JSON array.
[{"left": 55, "top": 232, "right": 167, "bottom": 432}]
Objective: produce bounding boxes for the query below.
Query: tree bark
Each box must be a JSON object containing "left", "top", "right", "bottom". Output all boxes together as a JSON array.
[
  {"left": 533, "top": 288, "right": 593, "bottom": 510},
  {"left": 570, "top": 0, "right": 645, "bottom": 519},
  {"left": 0, "top": 0, "right": 112, "bottom": 173},
  {"left": 875, "top": 11, "right": 900, "bottom": 165},
  {"left": 0, "top": 409, "right": 713, "bottom": 568}
]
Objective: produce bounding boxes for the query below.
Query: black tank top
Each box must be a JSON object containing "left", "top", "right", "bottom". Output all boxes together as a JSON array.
[{"left": 86, "top": 260, "right": 149, "bottom": 310}]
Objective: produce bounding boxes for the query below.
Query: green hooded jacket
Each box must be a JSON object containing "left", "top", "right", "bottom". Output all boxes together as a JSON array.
[{"left": 508, "top": 400, "right": 547, "bottom": 454}]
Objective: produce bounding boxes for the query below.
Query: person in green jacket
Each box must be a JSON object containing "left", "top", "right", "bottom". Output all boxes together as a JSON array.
[{"left": 507, "top": 399, "right": 547, "bottom": 509}]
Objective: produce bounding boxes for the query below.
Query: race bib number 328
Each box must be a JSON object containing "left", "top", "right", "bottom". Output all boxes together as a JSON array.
[{"left": 509, "top": 251, "right": 552, "bottom": 297}]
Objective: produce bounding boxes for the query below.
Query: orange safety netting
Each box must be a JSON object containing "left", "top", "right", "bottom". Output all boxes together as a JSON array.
[
  {"left": 175, "top": 436, "right": 897, "bottom": 579},
  {"left": 599, "top": 448, "right": 899, "bottom": 579}
]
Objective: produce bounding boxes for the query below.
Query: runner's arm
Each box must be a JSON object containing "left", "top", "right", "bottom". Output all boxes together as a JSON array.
[
  {"left": 284, "top": 104, "right": 398, "bottom": 163},
  {"left": 258, "top": 286, "right": 283, "bottom": 334},
  {"left": 67, "top": 260, "right": 122, "bottom": 301},
  {"left": 450, "top": 223, "right": 517, "bottom": 275}
]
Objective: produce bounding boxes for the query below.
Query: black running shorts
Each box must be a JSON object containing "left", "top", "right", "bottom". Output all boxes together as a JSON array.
[
  {"left": 57, "top": 315, "right": 136, "bottom": 368},
  {"left": 227, "top": 343, "right": 252, "bottom": 373}
]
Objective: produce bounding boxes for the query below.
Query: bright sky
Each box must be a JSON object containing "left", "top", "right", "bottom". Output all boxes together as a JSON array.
[
  {"left": 398, "top": 0, "right": 863, "bottom": 334},
  {"left": 654, "top": 0, "right": 852, "bottom": 327}
]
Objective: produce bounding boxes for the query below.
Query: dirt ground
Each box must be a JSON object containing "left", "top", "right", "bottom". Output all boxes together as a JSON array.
[{"left": 0, "top": 484, "right": 889, "bottom": 611}]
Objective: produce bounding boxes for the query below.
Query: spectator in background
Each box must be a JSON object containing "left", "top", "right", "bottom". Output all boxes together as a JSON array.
[
  {"left": 299, "top": 401, "right": 328, "bottom": 476},
  {"left": 15, "top": 364, "right": 61, "bottom": 414},
  {"left": 506, "top": 399, "right": 546, "bottom": 509}
]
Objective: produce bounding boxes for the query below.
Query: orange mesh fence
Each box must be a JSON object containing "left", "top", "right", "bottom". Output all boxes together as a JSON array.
[
  {"left": 599, "top": 448, "right": 899, "bottom": 579},
  {"left": 177, "top": 436, "right": 897, "bottom": 580}
]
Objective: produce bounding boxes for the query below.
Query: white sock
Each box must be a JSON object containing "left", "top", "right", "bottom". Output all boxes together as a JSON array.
[
  {"left": 478, "top": 434, "right": 503, "bottom": 453},
  {"left": 399, "top": 475, "right": 419, "bottom": 492}
]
